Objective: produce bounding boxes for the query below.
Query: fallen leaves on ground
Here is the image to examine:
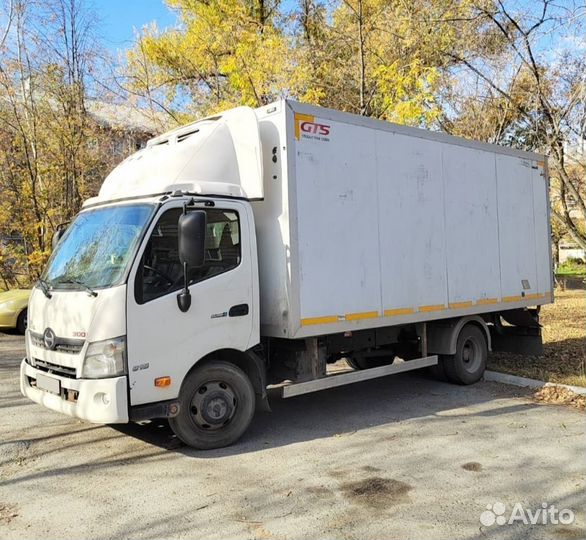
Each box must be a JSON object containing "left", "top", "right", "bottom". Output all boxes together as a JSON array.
[
  {"left": 534, "top": 386, "right": 585, "bottom": 410},
  {"left": 488, "top": 290, "right": 585, "bottom": 387}
]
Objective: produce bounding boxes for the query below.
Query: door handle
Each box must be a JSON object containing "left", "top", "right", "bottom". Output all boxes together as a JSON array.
[{"left": 229, "top": 304, "right": 249, "bottom": 317}]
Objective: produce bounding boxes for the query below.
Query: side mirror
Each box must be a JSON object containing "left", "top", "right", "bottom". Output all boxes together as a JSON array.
[
  {"left": 177, "top": 210, "right": 206, "bottom": 312},
  {"left": 178, "top": 211, "right": 206, "bottom": 268}
]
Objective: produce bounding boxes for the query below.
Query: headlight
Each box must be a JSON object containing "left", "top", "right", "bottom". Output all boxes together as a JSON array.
[{"left": 82, "top": 336, "right": 126, "bottom": 379}]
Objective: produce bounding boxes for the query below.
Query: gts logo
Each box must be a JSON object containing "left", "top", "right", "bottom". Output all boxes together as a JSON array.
[
  {"left": 294, "top": 113, "right": 332, "bottom": 140},
  {"left": 300, "top": 121, "right": 330, "bottom": 136}
]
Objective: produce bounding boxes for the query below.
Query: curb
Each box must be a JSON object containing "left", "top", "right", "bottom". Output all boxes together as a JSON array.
[{"left": 484, "top": 370, "right": 586, "bottom": 396}]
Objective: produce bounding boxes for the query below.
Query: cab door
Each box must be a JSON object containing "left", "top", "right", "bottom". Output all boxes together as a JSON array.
[{"left": 126, "top": 199, "right": 256, "bottom": 406}]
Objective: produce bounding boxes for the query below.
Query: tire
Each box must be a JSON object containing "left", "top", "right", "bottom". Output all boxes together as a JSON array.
[
  {"left": 428, "top": 357, "right": 449, "bottom": 381},
  {"left": 16, "top": 309, "right": 27, "bottom": 335},
  {"left": 169, "top": 360, "right": 255, "bottom": 450},
  {"left": 346, "top": 354, "right": 395, "bottom": 370},
  {"left": 442, "top": 324, "right": 487, "bottom": 385}
]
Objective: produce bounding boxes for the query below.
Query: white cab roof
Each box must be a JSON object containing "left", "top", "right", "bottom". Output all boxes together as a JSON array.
[{"left": 96, "top": 106, "right": 263, "bottom": 203}]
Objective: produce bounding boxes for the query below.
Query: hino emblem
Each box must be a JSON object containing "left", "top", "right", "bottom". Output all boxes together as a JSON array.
[{"left": 43, "top": 328, "right": 56, "bottom": 350}]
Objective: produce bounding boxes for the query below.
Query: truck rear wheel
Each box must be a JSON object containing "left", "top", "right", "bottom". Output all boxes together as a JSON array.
[
  {"left": 169, "top": 360, "right": 255, "bottom": 450},
  {"left": 428, "top": 359, "right": 449, "bottom": 381},
  {"left": 442, "top": 324, "right": 487, "bottom": 385}
]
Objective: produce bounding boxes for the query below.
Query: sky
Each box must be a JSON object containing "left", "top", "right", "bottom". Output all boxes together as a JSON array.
[
  {"left": 93, "top": 0, "right": 584, "bottom": 60},
  {"left": 95, "top": 0, "right": 177, "bottom": 57}
]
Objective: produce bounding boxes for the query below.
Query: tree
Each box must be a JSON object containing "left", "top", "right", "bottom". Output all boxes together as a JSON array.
[
  {"left": 0, "top": 0, "right": 116, "bottom": 282},
  {"left": 294, "top": 0, "right": 456, "bottom": 123},
  {"left": 440, "top": 0, "right": 586, "bottom": 249},
  {"left": 126, "top": 0, "right": 490, "bottom": 127},
  {"left": 124, "top": 0, "right": 292, "bottom": 119}
]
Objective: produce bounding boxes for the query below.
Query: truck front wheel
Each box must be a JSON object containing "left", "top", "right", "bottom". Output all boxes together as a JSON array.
[
  {"left": 169, "top": 360, "right": 255, "bottom": 450},
  {"left": 442, "top": 324, "right": 487, "bottom": 385}
]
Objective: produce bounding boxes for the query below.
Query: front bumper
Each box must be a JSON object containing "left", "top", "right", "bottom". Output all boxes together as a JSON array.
[{"left": 20, "top": 360, "right": 129, "bottom": 424}]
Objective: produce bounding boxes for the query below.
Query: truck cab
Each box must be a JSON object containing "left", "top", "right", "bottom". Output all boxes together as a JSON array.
[
  {"left": 22, "top": 194, "right": 265, "bottom": 447},
  {"left": 22, "top": 106, "right": 268, "bottom": 449}
]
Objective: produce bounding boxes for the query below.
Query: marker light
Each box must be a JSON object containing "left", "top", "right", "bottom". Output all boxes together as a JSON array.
[{"left": 154, "top": 376, "right": 171, "bottom": 387}]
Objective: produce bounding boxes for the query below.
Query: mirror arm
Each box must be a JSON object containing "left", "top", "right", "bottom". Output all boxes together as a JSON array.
[{"left": 177, "top": 261, "right": 192, "bottom": 312}]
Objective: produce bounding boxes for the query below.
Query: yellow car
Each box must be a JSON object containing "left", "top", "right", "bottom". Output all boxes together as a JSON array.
[{"left": 0, "top": 289, "right": 30, "bottom": 334}]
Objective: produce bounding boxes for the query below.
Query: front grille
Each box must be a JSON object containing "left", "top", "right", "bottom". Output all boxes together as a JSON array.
[
  {"left": 30, "top": 332, "right": 84, "bottom": 354},
  {"left": 30, "top": 333, "right": 43, "bottom": 347},
  {"left": 54, "top": 342, "right": 83, "bottom": 354},
  {"left": 31, "top": 358, "right": 77, "bottom": 378}
]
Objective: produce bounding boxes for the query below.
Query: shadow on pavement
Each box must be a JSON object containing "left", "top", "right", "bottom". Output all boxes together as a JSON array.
[{"left": 113, "top": 372, "right": 537, "bottom": 457}]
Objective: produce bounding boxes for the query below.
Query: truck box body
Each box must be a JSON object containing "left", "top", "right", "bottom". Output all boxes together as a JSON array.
[{"left": 253, "top": 100, "right": 553, "bottom": 339}]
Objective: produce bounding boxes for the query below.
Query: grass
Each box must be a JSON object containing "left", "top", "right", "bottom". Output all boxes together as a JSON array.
[
  {"left": 488, "top": 290, "right": 586, "bottom": 387},
  {"left": 555, "top": 260, "right": 586, "bottom": 277},
  {"left": 556, "top": 269, "right": 586, "bottom": 277}
]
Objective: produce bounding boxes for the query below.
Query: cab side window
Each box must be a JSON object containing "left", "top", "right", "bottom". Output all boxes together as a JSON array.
[{"left": 136, "top": 208, "right": 241, "bottom": 304}]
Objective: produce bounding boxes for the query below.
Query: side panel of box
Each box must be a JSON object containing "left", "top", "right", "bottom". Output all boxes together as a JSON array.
[
  {"left": 376, "top": 132, "right": 449, "bottom": 315},
  {"left": 496, "top": 155, "right": 539, "bottom": 300},
  {"left": 532, "top": 163, "right": 554, "bottom": 298},
  {"left": 442, "top": 144, "right": 503, "bottom": 306},
  {"left": 281, "top": 101, "right": 552, "bottom": 339},
  {"left": 292, "top": 112, "right": 382, "bottom": 326}
]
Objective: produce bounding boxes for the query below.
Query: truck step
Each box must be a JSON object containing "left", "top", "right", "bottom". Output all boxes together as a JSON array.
[{"left": 281, "top": 355, "right": 438, "bottom": 398}]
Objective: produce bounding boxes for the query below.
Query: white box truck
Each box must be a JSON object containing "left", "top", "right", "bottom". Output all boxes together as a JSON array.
[{"left": 21, "top": 100, "right": 553, "bottom": 449}]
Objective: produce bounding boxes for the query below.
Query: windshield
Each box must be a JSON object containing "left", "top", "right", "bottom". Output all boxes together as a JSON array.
[{"left": 43, "top": 204, "right": 154, "bottom": 290}]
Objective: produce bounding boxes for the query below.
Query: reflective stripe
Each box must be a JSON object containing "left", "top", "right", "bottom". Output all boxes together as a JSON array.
[
  {"left": 345, "top": 311, "right": 379, "bottom": 321},
  {"left": 448, "top": 301, "right": 473, "bottom": 309},
  {"left": 476, "top": 298, "right": 498, "bottom": 305},
  {"left": 301, "top": 293, "right": 551, "bottom": 326},
  {"left": 419, "top": 304, "right": 446, "bottom": 312},
  {"left": 300, "top": 315, "right": 339, "bottom": 326},
  {"left": 384, "top": 307, "right": 414, "bottom": 317},
  {"left": 525, "top": 293, "right": 545, "bottom": 300}
]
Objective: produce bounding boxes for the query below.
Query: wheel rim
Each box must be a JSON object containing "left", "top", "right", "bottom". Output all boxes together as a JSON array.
[
  {"left": 461, "top": 337, "right": 481, "bottom": 373},
  {"left": 189, "top": 380, "right": 237, "bottom": 430}
]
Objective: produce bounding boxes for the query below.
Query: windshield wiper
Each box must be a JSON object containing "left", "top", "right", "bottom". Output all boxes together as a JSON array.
[
  {"left": 57, "top": 278, "right": 98, "bottom": 297},
  {"left": 36, "top": 278, "right": 52, "bottom": 299}
]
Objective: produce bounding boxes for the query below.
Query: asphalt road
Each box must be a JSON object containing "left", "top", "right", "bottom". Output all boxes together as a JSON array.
[{"left": 0, "top": 332, "right": 584, "bottom": 540}]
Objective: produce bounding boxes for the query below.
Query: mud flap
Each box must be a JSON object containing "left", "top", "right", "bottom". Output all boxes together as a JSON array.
[
  {"left": 489, "top": 326, "right": 544, "bottom": 355},
  {"left": 245, "top": 349, "right": 272, "bottom": 413},
  {"left": 256, "top": 392, "right": 272, "bottom": 413}
]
